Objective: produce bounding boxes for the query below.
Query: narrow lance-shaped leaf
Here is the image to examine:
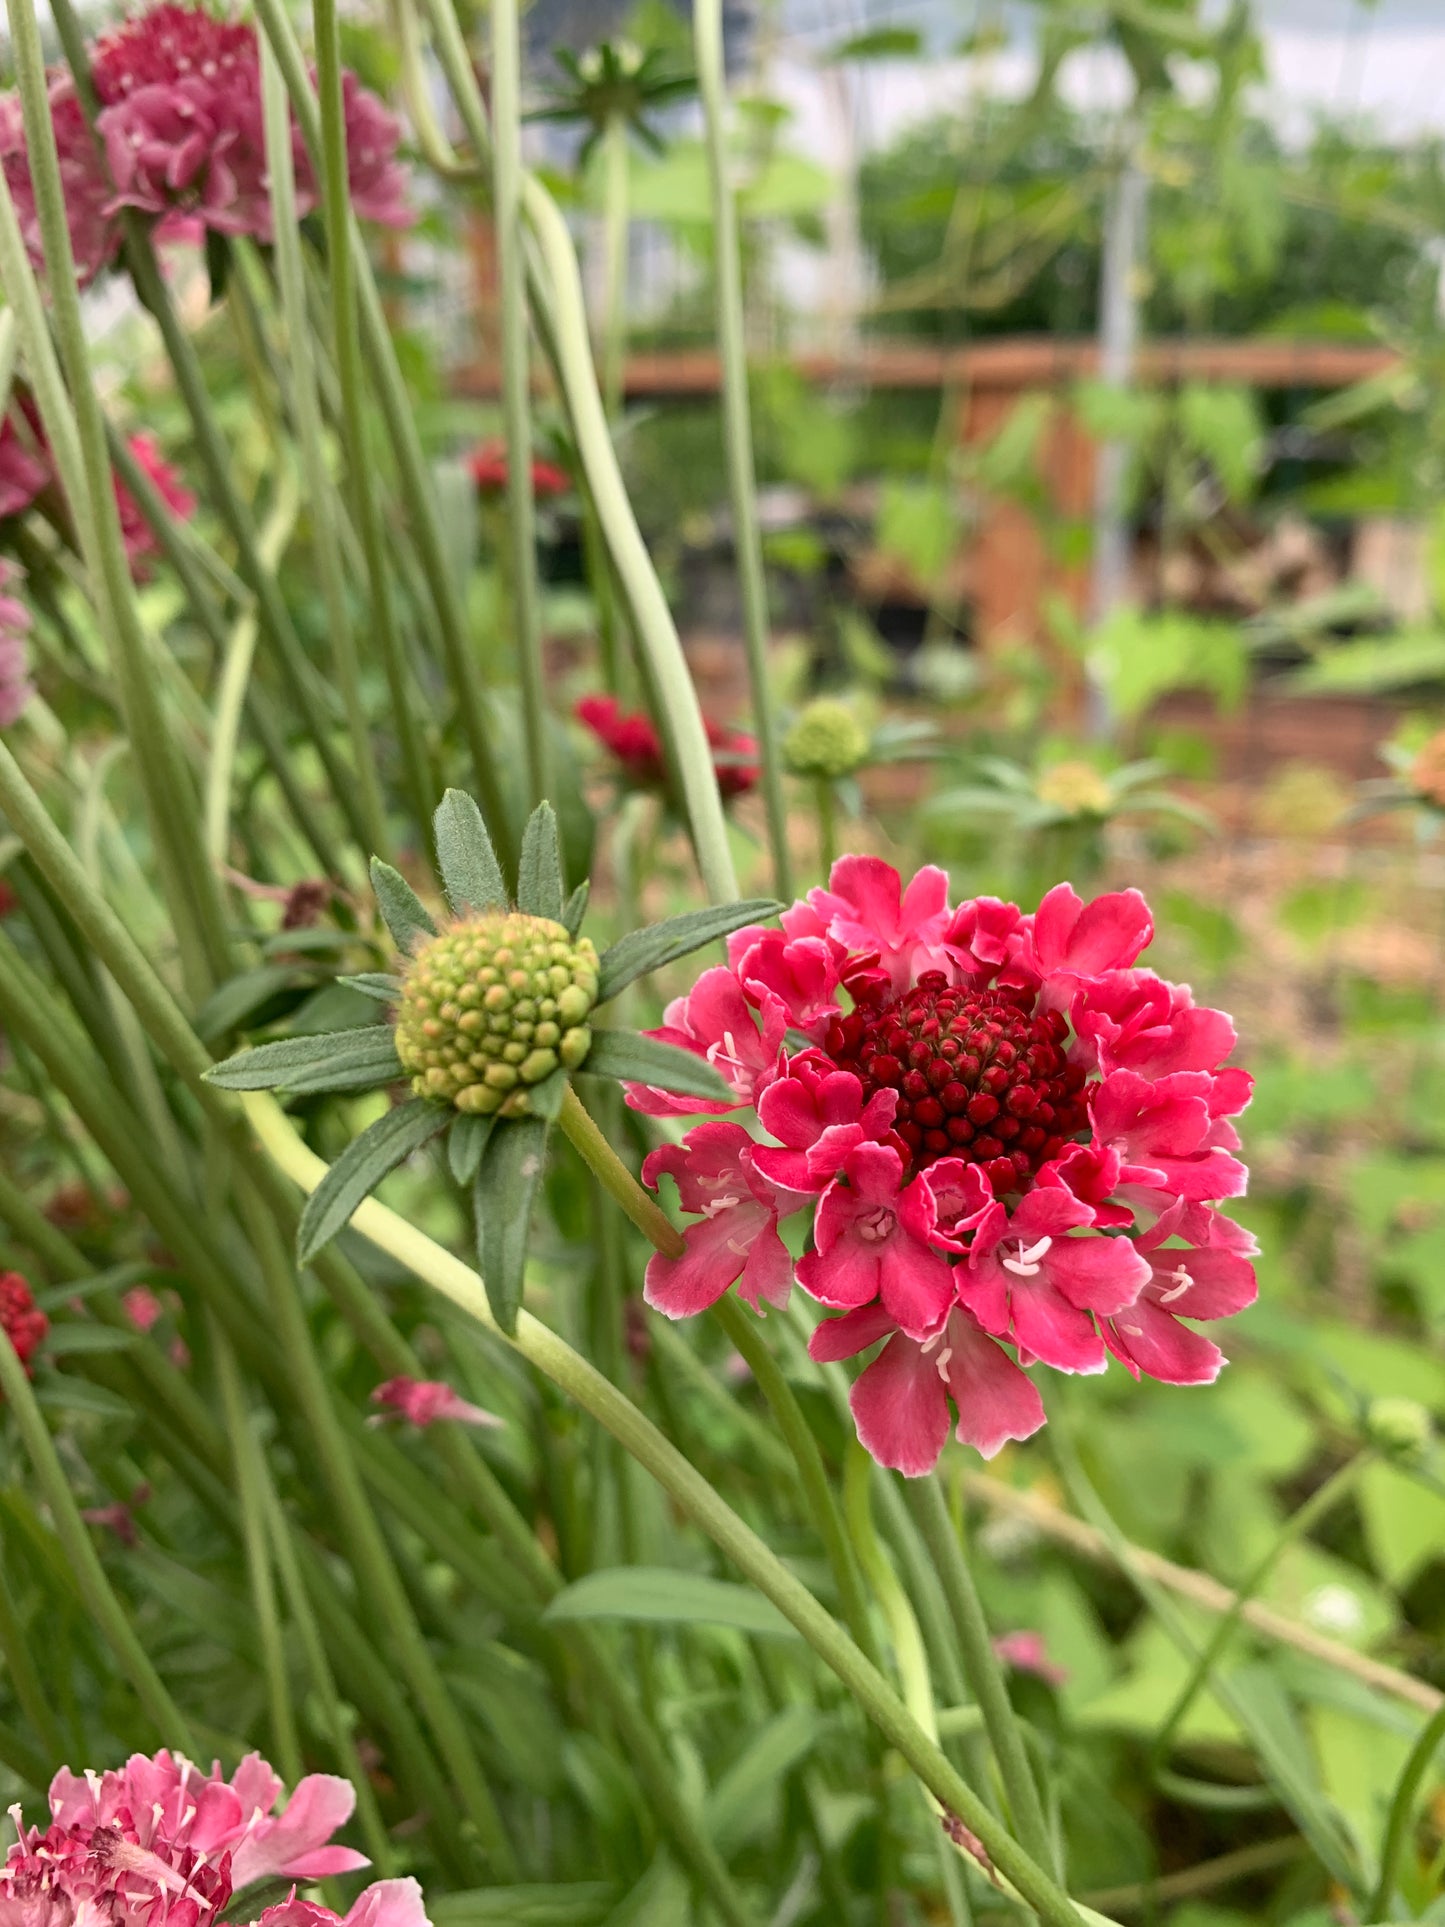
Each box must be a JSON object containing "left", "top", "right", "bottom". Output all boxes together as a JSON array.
[
  {"left": 585, "top": 1029, "right": 732, "bottom": 1101},
  {"left": 561, "top": 879, "right": 590, "bottom": 937},
  {"left": 370, "top": 857, "right": 437, "bottom": 954},
  {"left": 515, "top": 801, "right": 563, "bottom": 921},
  {"left": 336, "top": 973, "right": 403, "bottom": 1004},
  {"left": 205, "top": 1025, "right": 402, "bottom": 1094},
  {"left": 448, "top": 1113, "right": 495, "bottom": 1188},
  {"left": 475, "top": 1116, "right": 550, "bottom": 1335},
  {"left": 542, "top": 1567, "right": 800, "bottom": 1639},
  {"left": 297, "top": 1099, "right": 450, "bottom": 1264},
  {"left": 434, "top": 788, "right": 507, "bottom": 917},
  {"left": 595, "top": 899, "right": 781, "bottom": 1004}
]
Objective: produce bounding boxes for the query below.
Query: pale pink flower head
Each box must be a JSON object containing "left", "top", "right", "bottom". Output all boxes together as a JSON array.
[
  {"left": 994, "top": 1629, "right": 1068, "bottom": 1687},
  {"left": 640, "top": 860, "right": 1256, "bottom": 1476},
  {"left": 369, "top": 1377, "right": 502, "bottom": 1430},
  {"left": 0, "top": 561, "right": 35, "bottom": 729},
  {"left": 257, "top": 1878, "right": 430, "bottom": 1927}
]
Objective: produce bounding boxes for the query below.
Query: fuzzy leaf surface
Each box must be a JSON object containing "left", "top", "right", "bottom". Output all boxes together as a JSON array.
[
  {"left": 596, "top": 900, "right": 781, "bottom": 1003},
  {"left": 297, "top": 1099, "right": 450, "bottom": 1263}
]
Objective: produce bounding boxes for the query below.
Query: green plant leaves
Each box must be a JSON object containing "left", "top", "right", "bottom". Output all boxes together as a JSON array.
[
  {"left": 337, "top": 972, "right": 402, "bottom": 1003},
  {"left": 297, "top": 1098, "right": 449, "bottom": 1263},
  {"left": 516, "top": 802, "right": 564, "bottom": 922},
  {"left": 562, "top": 880, "right": 590, "bottom": 937},
  {"left": 585, "top": 1029, "right": 731, "bottom": 1101},
  {"left": 595, "top": 899, "right": 781, "bottom": 1003},
  {"left": 542, "top": 1567, "right": 799, "bottom": 1640},
  {"left": 370, "top": 857, "right": 437, "bottom": 954},
  {"left": 434, "top": 788, "right": 507, "bottom": 917},
  {"left": 475, "top": 1115, "right": 550, "bottom": 1334},
  {"left": 205, "top": 1025, "right": 402, "bottom": 1095},
  {"left": 448, "top": 1113, "right": 496, "bottom": 1188}
]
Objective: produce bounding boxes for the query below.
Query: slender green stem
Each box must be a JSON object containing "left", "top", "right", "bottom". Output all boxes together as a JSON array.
[
  {"left": 694, "top": 0, "right": 791, "bottom": 899},
  {"left": 309, "top": 0, "right": 438, "bottom": 848},
  {"left": 244, "top": 1092, "right": 1090, "bottom": 1927},
  {"left": 1150, "top": 1449, "right": 1373, "bottom": 1770},
  {"left": 0, "top": 1326, "right": 197, "bottom": 1749},
  {"left": 0, "top": 0, "right": 230, "bottom": 993},
  {"left": 0, "top": 1557, "right": 67, "bottom": 1762},
  {"left": 248, "top": 0, "right": 513, "bottom": 864},
  {"left": 559, "top": 1084, "right": 685, "bottom": 1256},
  {"left": 908, "top": 1473, "right": 1058, "bottom": 1879},
  {"left": 213, "top": 1325, "right": 304, "bottom": 1785},
  {"left": 599, "top": 112, "right": 630, "bottom": 419},
  {"left": 815, "top": 778, "right": 837, "bottom": 878},
  {"left": 491, "top": 0, "right": 549, "bottom": 810},
  {"left": 713, "top": 1293, "right": 878, "bottom": 1665},
  {"left": 257, "top": 37, "right": 392, "bottom": 855}
]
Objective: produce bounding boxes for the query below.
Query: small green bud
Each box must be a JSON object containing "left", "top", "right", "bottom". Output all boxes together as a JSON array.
[
  {"left": 782, "top": 698, "right": 870, "bottom": 781},
  {"left": 1365, "top": 1397, "right": 1434, "bottom": 1462},
  {"left": 395, "top": 911, "right": 599, "bottom": 1115}
]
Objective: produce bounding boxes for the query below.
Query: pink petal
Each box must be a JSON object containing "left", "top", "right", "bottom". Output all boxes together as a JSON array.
[
  {"left": 344, "top": 1879, "right": 431, "bottom": 1927},
  {"left": 877, "top": 1237, "right": 955, "bottom": 1341},
  {"left": 644, "top": 1205, "right": 761, "bottom": 1319},
  {"left": 1106, "top": 1299, "right": 1225, "bottom": 1384},
  {"left": 849, "top": 1333, "right": 951, "bottom": 1477},
  {"left": 1042, "top": 1232, "right": 1150, "bottom": 1315},
  {"left": 797, "top": 1229, "right": 882, "bottom": 1309},
  {"left": 807, "top": 1300, "right": 895, "bottom": 1362},
  {"left": 939, "top": 1312, "right": 1047, "bottom": 1458},
  {"left": 736, "top": 1218, "right": 795, "bottom": 1313},
  {"left": 1033, "top": 884, "right": 1154, "bottom": 977},
  {"left": 1007, "top": 1276, "right": 1108, "bottom": 1374}
]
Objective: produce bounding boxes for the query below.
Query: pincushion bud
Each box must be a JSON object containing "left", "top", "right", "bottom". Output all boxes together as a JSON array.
[
  {"left": 1365, "top": 1396, "right": 1434, "bottom": 1463},
  {"left": 394, "top": 912, "right": 599, "bottom": 1116},
  {"left": 783, "top": 699, "right": 870, "bottom": 781}
]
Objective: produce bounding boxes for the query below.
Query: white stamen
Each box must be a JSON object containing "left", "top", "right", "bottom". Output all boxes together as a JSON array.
[
  {"left": 1120, "top": 1323, "right": 1144, "bottom": 1336},
  {"left": 1157, "top": 1266, "right": 1192, "bottom": 1305},
  {"left": 1002, "top": 1234, "right": 1052, "bottom": 1278},
  {"left": 702, "top": 1191, "right": 742, "bottom": 1219}
]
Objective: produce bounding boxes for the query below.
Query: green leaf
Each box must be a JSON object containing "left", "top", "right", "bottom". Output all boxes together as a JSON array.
[
  {"left": 39, "top": 1324, "right": 140, "bottom": 1356},
  {"left": 195, "top": 965, "right": 310, "bottom": 1043},
  {"left": 542, "top": 1567, "right": 799, "bottom": 1640},
  {"left": 297, "top": 1100, "right": 450, "bottom": 1263},
  {"left": 205, "top": 1026, "right": 401, "bottom": 1095},
  {"left": 434, "top": 788, "right": 507, "bottom": 917},
  {"left": 516, "top": 802, "right": 563, "bottom": 921},
  {"left": 826, "top": 25, "right": 922, "bottom": 60},
  {"left": 705, "top": 1705, "right": 823, "bottom": 1853},
  {"left": 528, "top": 1067, "right": 569, "bottom": 1122},
  {"left": 595, "top": 899, "right": 782, "bottom": 1003},
  {"left": 34, "top": 1377, "right": 135, "bottom": 1422},
  {"left": 370, "top": 858, "right": 437, "bottom": 954},
  {"left": 561, "top": 880, "right": 590, "bottom": 937},
  {"left": 584, "top": 1029, "right": 732, "bottom": 1102},
  {"left": 448, "top": 1113, "right": 495, "bottom": 1187},
  {"left": 337, "top": 973, "right": 402, "bottom": 1004},
  {"left": 429, "top": 1887, "right": 615, "bottom": 1927},
  {"left": 475, "top": 1116, "right": 550, "bottom": 1334}
]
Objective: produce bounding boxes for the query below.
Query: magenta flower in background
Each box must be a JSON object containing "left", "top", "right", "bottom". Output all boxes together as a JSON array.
[
  {"left": 0, "top": 411, "right": 50, "bottom": 519},
  {"left": 0, "top": 1269, "right": 48, "bottom": 1376},
  {"left": 634, "top": 864, "right": 1256, "bottom": 1476},
  {"left": 0, "top": 561, "right": 35, "bottom": 729},
  {"left": 117, "top": 431, "right": 199, "bottom": 570},
  {"left": 257, "top": 1877, "right": 432, "bottom": 1927},
  {"left": 369, "top": 1375, "right": 503, "bottom": 1429}
]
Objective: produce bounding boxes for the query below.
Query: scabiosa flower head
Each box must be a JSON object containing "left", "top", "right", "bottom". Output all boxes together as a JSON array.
[
  {"left": 0, "top": 410, "right": 51, "bottom": 520},
  {"left": 469, "top": 439, "right": 570, "bottom": 500},
  {"left": 394, "top": 912, "right": 600, "bottom": 1115},
  {"left": 0, "top": 1271, "right": 47, "bottom": 1375},
  {"left": 576, "top": 694, "right": 759, "bottom": 800},
  {"left": 1, "top": 78, "right": 120, "bottom": 286},
  {"left": 0, "top": 562, "right": 35, "bottom": 729},
  {"left": 635, "top": 862, "right": 1256, "bottom": 1475}
]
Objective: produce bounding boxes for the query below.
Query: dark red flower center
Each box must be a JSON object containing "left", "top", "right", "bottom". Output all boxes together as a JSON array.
[{"left": 823, "top": 971, "right": 1088, "bottom": 1190}]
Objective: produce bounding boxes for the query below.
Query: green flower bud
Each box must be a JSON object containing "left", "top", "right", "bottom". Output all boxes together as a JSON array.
[
  {"left": 782, "top": 699, "right": 870, "bottom": 781},
  {"left": 395, "top": 912, "right": 599, "bottom": 1118},
  {"left": 1365, "top": 1396, "right": 1434, "bottom": 1463}
]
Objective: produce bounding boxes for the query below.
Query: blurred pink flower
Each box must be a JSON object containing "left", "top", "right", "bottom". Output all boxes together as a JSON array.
[
  {"left": 117, "top": 432, "right": 198, "bottom": 570},
  {"left": 123, "top": 1283, "right": 165, "bottom": 1332},
  {"left": 0, "top": 412, "right": 50, "bottom": 519},
  {"left": 0, "top": 561, "right": 35, "bottom": 729},
  {"left": 369, "top": 1376, "right": 502, "bottom": 1430},
  {"left": 257, "top": 1877, "right": 431, "bottom": 1927},
  {"left": 0, "top": 1269, "right": 47, "bottom": 1376},
  {"left": 0, "top": 78, "right": 120, "bottom": 284},
  {"left": 993, "top": 1630, "right": 1068, "bottom": 1687}
]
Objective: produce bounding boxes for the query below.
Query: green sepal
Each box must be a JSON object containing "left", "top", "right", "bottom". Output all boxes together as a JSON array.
[
  {"left": 595, "top": 899, "right": 782, "bottom": 1004},
  {"left": 297, "top": 1099, "right": 450, "bottom": 1264},
  {"left": 205, "top": 1025, "right": 402, "bottom": 1095},
  {"left": 584, "top": 1028, "right": 732, "bottom": 1101},
  {"left": 561, "top": 879, "right": 590, "bottom": 937},
  {"left": 527, "top": 1066, "right": 569, "bottom": 1121},
  {"left": 370, "top": 857, "right": 437, "bottom": 954},
  {"left": 337, "top": 972, "right": 402, "bottom": 1004},
  {"left": 448, "top": 1112, "right": 496, "bottom": 1187},
  {"left": 474, "top": 1116, "right": 550, "bottom": 1334},
  {"left": 516, "top": 801, "right": 563, "bottom": 921},
  {"left": 433, "top": 788, "right": 507, "bottom": 917}
]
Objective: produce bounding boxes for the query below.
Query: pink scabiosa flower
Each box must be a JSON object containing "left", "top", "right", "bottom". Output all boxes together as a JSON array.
[
  {"left": 1, "top": 78, "right": 121, "bottom": 285},
  {"left": 116, "top": 433, "right": 198, "bottom": 571},
  {"left": 255, "top": 1876, "right": 431, "bottom": 1927},
  {"left": 642, "top": 1122, "right": 801, "bottom": 1318},
  {"left": 0, "top": 411, "right": 51, "bottom": 520},
  {"left": 369, "top": 1376, "right": 502, "bottom": 1430},
  {"left": 576, "top": 693, "right": 760, "bottom": 800},
  {"left": 0, "top": 1270, "right": 48, "bottom": 1375},
  {"left": 0, "top": 562, "right": 35, "bottom": 729},
  {"left": 635, "top": 866, "right": 1256, "bottom": 1475},
  {"left": 468, "top": 438, "right": 570, "bottom": 500}
]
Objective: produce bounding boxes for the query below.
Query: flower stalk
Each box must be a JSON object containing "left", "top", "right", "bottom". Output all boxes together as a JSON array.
[
  {"left": 559, "top": 1083, "right": 685, "bottom": 1255},
  {"left": 694, "top": 0, "right": 792, "bottom": 899}
]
